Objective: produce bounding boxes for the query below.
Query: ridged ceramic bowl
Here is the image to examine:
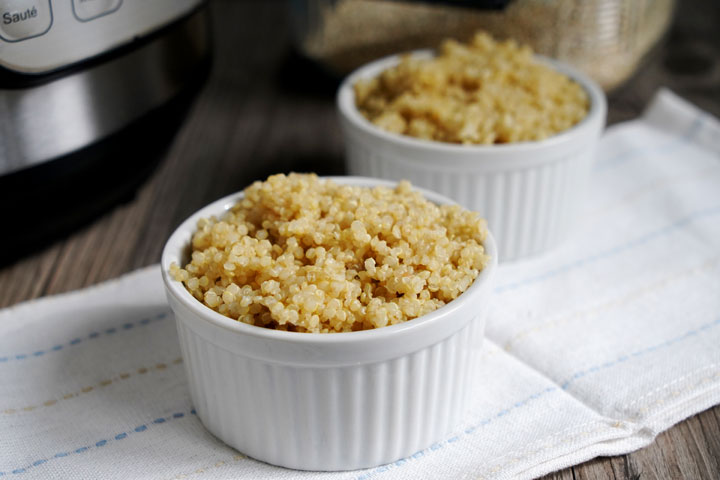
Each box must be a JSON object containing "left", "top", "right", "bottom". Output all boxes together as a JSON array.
[
  {"left": 337, "top": 52, "right": 606, "bottom": 262},
  {"left": 161, "top": 176, "right": 497, "bottom": 471}
]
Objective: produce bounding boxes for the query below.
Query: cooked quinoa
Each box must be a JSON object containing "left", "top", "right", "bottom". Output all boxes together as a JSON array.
[
  {"left": 354, "top": 31, "right": 589, "bottom": 144},
  {"left": 170, "top": 173, "right": 489, "bottom": 333}
]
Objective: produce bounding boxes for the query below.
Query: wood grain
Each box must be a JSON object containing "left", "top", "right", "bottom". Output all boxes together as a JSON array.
[{"left": 1, "top": 0, "right": 718, "bottom": 478}]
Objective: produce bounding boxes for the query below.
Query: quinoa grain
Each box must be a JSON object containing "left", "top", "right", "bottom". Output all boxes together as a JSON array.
[
  {"left": 354, "top": 32, "right": 589, "bottom": 144},
  {"left": 170, "top": 174, "right": 489, "bottom": 333}
]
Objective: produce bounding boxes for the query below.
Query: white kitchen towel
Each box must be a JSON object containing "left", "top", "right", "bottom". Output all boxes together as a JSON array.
[{"left": 2, "top": 89, "right": 719, "bottom": 480}]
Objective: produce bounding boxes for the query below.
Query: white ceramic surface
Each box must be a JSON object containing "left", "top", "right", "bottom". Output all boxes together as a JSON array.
[
  {"left": 337, "top": 52, "right": 607, "bottom": 262},
  {"left": 161, "top": 176, "right": 498, "bottom": 471}
]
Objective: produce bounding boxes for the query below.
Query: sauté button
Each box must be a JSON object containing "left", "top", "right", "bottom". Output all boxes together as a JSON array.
[
  {"left": 0, "top": 0, "right": 52, "bottom": 42},
  {"left": 72, "top": 0, "right": 122, "bottom": 22}
]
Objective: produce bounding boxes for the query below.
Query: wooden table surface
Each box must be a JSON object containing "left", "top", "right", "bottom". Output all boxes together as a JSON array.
[{"left": 2, "top": 1, "right": 718, "bottom": 478}]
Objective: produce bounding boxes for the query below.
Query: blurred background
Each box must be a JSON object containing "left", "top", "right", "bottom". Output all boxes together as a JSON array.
[{"left": 0, "top": 0, "right": 717, "bottom": 266}]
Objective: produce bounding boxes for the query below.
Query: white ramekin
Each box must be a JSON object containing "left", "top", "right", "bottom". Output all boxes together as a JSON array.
[
  {"left": 161, "top": 176, "right": 497, "bottom": 471},
  {"left": 337, "top": 52, "right": 607, "bottom": 262}
]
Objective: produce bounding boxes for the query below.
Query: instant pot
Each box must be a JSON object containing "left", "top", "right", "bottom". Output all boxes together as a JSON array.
[{"left": 0, "top": 0, "right": 211, "bottom": 262}]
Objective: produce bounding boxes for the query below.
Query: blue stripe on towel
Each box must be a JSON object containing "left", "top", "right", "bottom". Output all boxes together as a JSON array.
[
  {"left": 0, "top": 312, "right": 168, "bottom": 364},
  {"left": 6, "top": 409, "right": 195, "bottom": 475},
  {"left": 496, "top": 205, "right": 720, "bottom": 293},
  {"left": 355, "top": 315, "right": 720, "bottom": 479}
]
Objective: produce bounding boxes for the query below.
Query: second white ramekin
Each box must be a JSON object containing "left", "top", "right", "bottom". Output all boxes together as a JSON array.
[
  {"left": 337, "top": 52, "right": 607, "bottom": 262},
  {"left": 161, "top": 176, "right": 497, "bottom": 471}
]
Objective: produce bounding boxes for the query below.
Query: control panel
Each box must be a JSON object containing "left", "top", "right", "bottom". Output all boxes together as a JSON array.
[{"left": 0, "top": 0, "right": 204, "bottom": 73}]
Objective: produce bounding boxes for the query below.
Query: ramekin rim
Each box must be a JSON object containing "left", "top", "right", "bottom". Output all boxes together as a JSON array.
[
  {"left": 336, "top": 49, "right": 607, "bottom": 154},
  {"left": 161, "top": 176, "right": 497, "bottom": 345}
]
